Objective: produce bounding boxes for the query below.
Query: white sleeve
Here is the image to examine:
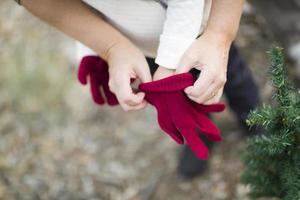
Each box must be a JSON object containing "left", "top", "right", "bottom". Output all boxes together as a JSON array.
[{"left": 155, "top": 0, "right": 204, "bottom": 69}]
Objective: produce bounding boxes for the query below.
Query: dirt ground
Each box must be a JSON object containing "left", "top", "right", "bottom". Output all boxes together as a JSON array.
[{"left": 0, "top": 1, "right": 282, "bottom": 200}]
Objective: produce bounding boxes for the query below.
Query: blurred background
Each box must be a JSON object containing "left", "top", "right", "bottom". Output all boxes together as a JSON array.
[{"left": 0, "top": 0, "right": 299, "bottom": 199}]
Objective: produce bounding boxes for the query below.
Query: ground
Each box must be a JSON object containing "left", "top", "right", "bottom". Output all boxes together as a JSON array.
[{"left": 0, "top": 1, "right": 282, "bottom": 200}]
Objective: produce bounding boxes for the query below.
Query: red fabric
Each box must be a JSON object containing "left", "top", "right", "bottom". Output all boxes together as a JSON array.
[
  {"left": 77, "top": 56, "right": 225, "bottom": 160},
  {"left": 78, "top": 56, "right": 118, "bottom": 106},
  {"left": 139, "top": 74, "right": 225, "bottom": 160}
]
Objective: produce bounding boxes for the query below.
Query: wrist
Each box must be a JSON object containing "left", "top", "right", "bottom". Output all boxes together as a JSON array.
[
  {"left": 153, "top": 66, "right": 175, "bottom": 80},
  {"left": 202, "top": 28, "right": 234, "bottom": 47},
  {"left": 103, "top": 39, "right": 134, "bottom": 61}
]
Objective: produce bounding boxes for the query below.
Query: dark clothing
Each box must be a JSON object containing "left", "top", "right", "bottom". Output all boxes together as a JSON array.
[{"left": 224, "top": 44, "right": 260, "bottom": 129}]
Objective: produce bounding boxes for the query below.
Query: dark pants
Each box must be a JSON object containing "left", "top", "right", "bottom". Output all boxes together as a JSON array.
[{"left": 146, "top": 43, "right": 260, "bottom": 134}]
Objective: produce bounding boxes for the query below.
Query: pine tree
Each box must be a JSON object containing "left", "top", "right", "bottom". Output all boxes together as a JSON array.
[{"left": 241, "top": 47, "right": 300, "bottom": 200}]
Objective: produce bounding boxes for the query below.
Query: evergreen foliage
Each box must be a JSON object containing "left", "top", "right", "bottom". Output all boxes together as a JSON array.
[{"left": 241, "top": 47, "right": 300, "bottom": 200}]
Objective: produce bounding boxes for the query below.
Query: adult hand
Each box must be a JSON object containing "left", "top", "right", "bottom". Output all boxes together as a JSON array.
[
  {"left": 107, "top": 41, "right": 152, "bottom": 111},
  {"left": 176, "top": 31, "right": 231, "bottom": 105}
]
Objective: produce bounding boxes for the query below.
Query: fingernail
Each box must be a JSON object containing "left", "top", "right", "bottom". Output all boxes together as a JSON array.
[
  {"left": 137, "top": 92, "right": 145, "bottom": 99},
  {"left": 185, "top": 87, "right": 191, "bottom": 94}
]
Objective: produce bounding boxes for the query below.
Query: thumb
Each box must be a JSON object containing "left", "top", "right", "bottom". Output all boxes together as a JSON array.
[
  {"left": 175, "top": 54, "right": 198, "bottom": 74},
  {"left": 135, "top": 64, "right": 152, "bottom": 83}
]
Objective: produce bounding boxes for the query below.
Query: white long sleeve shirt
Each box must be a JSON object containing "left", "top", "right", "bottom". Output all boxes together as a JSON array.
[{"left": 77, "top": 0, "right": 212, "bottom": 69}]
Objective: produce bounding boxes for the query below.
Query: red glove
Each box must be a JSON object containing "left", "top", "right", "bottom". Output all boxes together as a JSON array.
[
  {"left": 139, "top": 73, "right": 225, "bottom": 160},
  {"left": 78, "top": 56, "right": 118, "bottom": 106}
]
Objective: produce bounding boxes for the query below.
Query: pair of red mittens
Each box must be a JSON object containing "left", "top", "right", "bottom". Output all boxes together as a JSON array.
[{"left": 77, "top": 56, "right": 225, "bottom": 160}]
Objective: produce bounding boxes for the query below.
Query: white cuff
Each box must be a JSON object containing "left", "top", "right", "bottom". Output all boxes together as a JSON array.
[{"left": 155, "top": 35, "right": 194, "bottom": 69}]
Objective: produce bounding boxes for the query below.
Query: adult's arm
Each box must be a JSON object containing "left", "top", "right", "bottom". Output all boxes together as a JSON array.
[
  {"left": 21, "top": 0, "right": 131, "bottom": 60},
  {"left": 21, "top": 0, "right": 152, "bottom": 111},
  {"left": 205, "top": 0, "right": 244, "bottom": 44}
]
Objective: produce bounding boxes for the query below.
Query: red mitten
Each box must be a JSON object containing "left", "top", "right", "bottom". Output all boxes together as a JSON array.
[
  {"left": 139, "top": 73, "right": 225, "bottom": 160},
  {"left": 78, "top": 56, "right": 118, "bottom": 106}
]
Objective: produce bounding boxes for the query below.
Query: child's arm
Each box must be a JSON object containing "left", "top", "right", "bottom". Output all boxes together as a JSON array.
[
  {"left": 21, "top": 0, "right": 152, "bottom": 111},
  {"left": 176, "top": 0, "right": 244, "bottom": 105},
  {"left": 153, "top": 0, "right": 205, "bottom": 80}
]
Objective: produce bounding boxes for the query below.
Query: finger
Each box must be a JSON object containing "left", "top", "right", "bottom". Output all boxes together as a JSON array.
[
  {"left": 157, "top": 107, "right": 183, "bottom": 144},
  {"left": 122, "top": 92, "right": 145, "bottom": 106},
  {"left": 192, "top": 81, "right": 221, "bottom": 104},
  {"left": 175, "top": 54, "right": 198, "bottom": 74},
  {"left": 180, "top": 127, "right": 209, "bottom": 160},
  {"left": 135, "top": 62, "right": 152, "bottom": 83},
  {"left": 90, "top": 74, "right": 105, "bottom": 105},
  {"left": 78, "top": 66, "right": 88, "bottom": 84},
  {"left": 195, "top": 113, "right": 222, "bottom": 141},
  {"left": 192, "top": 101, "right": 225, "bottom": 113},
  {"left": 78, "top": 63, "right": 89, "bottom": 85},
  {"left": 184, "top": 69, "right": 214, "bottom": 98},
  {"left": 120, "top": 99, "right": 147, "bottom": 112},
  {"left": 78, "top": 56, "right": 94, "bottom": 84},
  {"left": 111, "top": 72, "right": 145, "bottom": 107},
  {"left": 102, "top": 82, "right": 119, "bottom": 105},
  {"left": 203, "top": 89, "right": 223, "bottom": 105}
]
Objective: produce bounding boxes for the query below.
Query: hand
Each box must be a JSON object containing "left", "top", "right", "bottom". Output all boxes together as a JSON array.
[
  {"left": 153, "top": 66, "right": 175, "bottom": 81},
  {"left": 176, "top": 31, "right": 231, "bottom": 105},
  {"left": 106, "top": 41, "right": 152, "bottom": 111}
]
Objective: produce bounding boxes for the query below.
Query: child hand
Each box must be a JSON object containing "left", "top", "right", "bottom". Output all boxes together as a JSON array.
[
  {"left": 153, "top": 66, "right": 175, "bottom": 81},
  {"left": 176, "top": 31, "right": 231, "bottom": 105},
  {"left": 106, "top": 41, "right": 152, "bottom": 111}
]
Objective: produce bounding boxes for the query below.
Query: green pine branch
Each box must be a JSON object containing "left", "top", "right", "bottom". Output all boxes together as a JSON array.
[
  {"left": 268, "top": 47, "right": 293, "bottom": 106},
  {"left": 246, "top": 104, "right": 275, "bottom": 129},
  {"left": 241, "top": 47, "right": 300, "bottom": 199}
]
